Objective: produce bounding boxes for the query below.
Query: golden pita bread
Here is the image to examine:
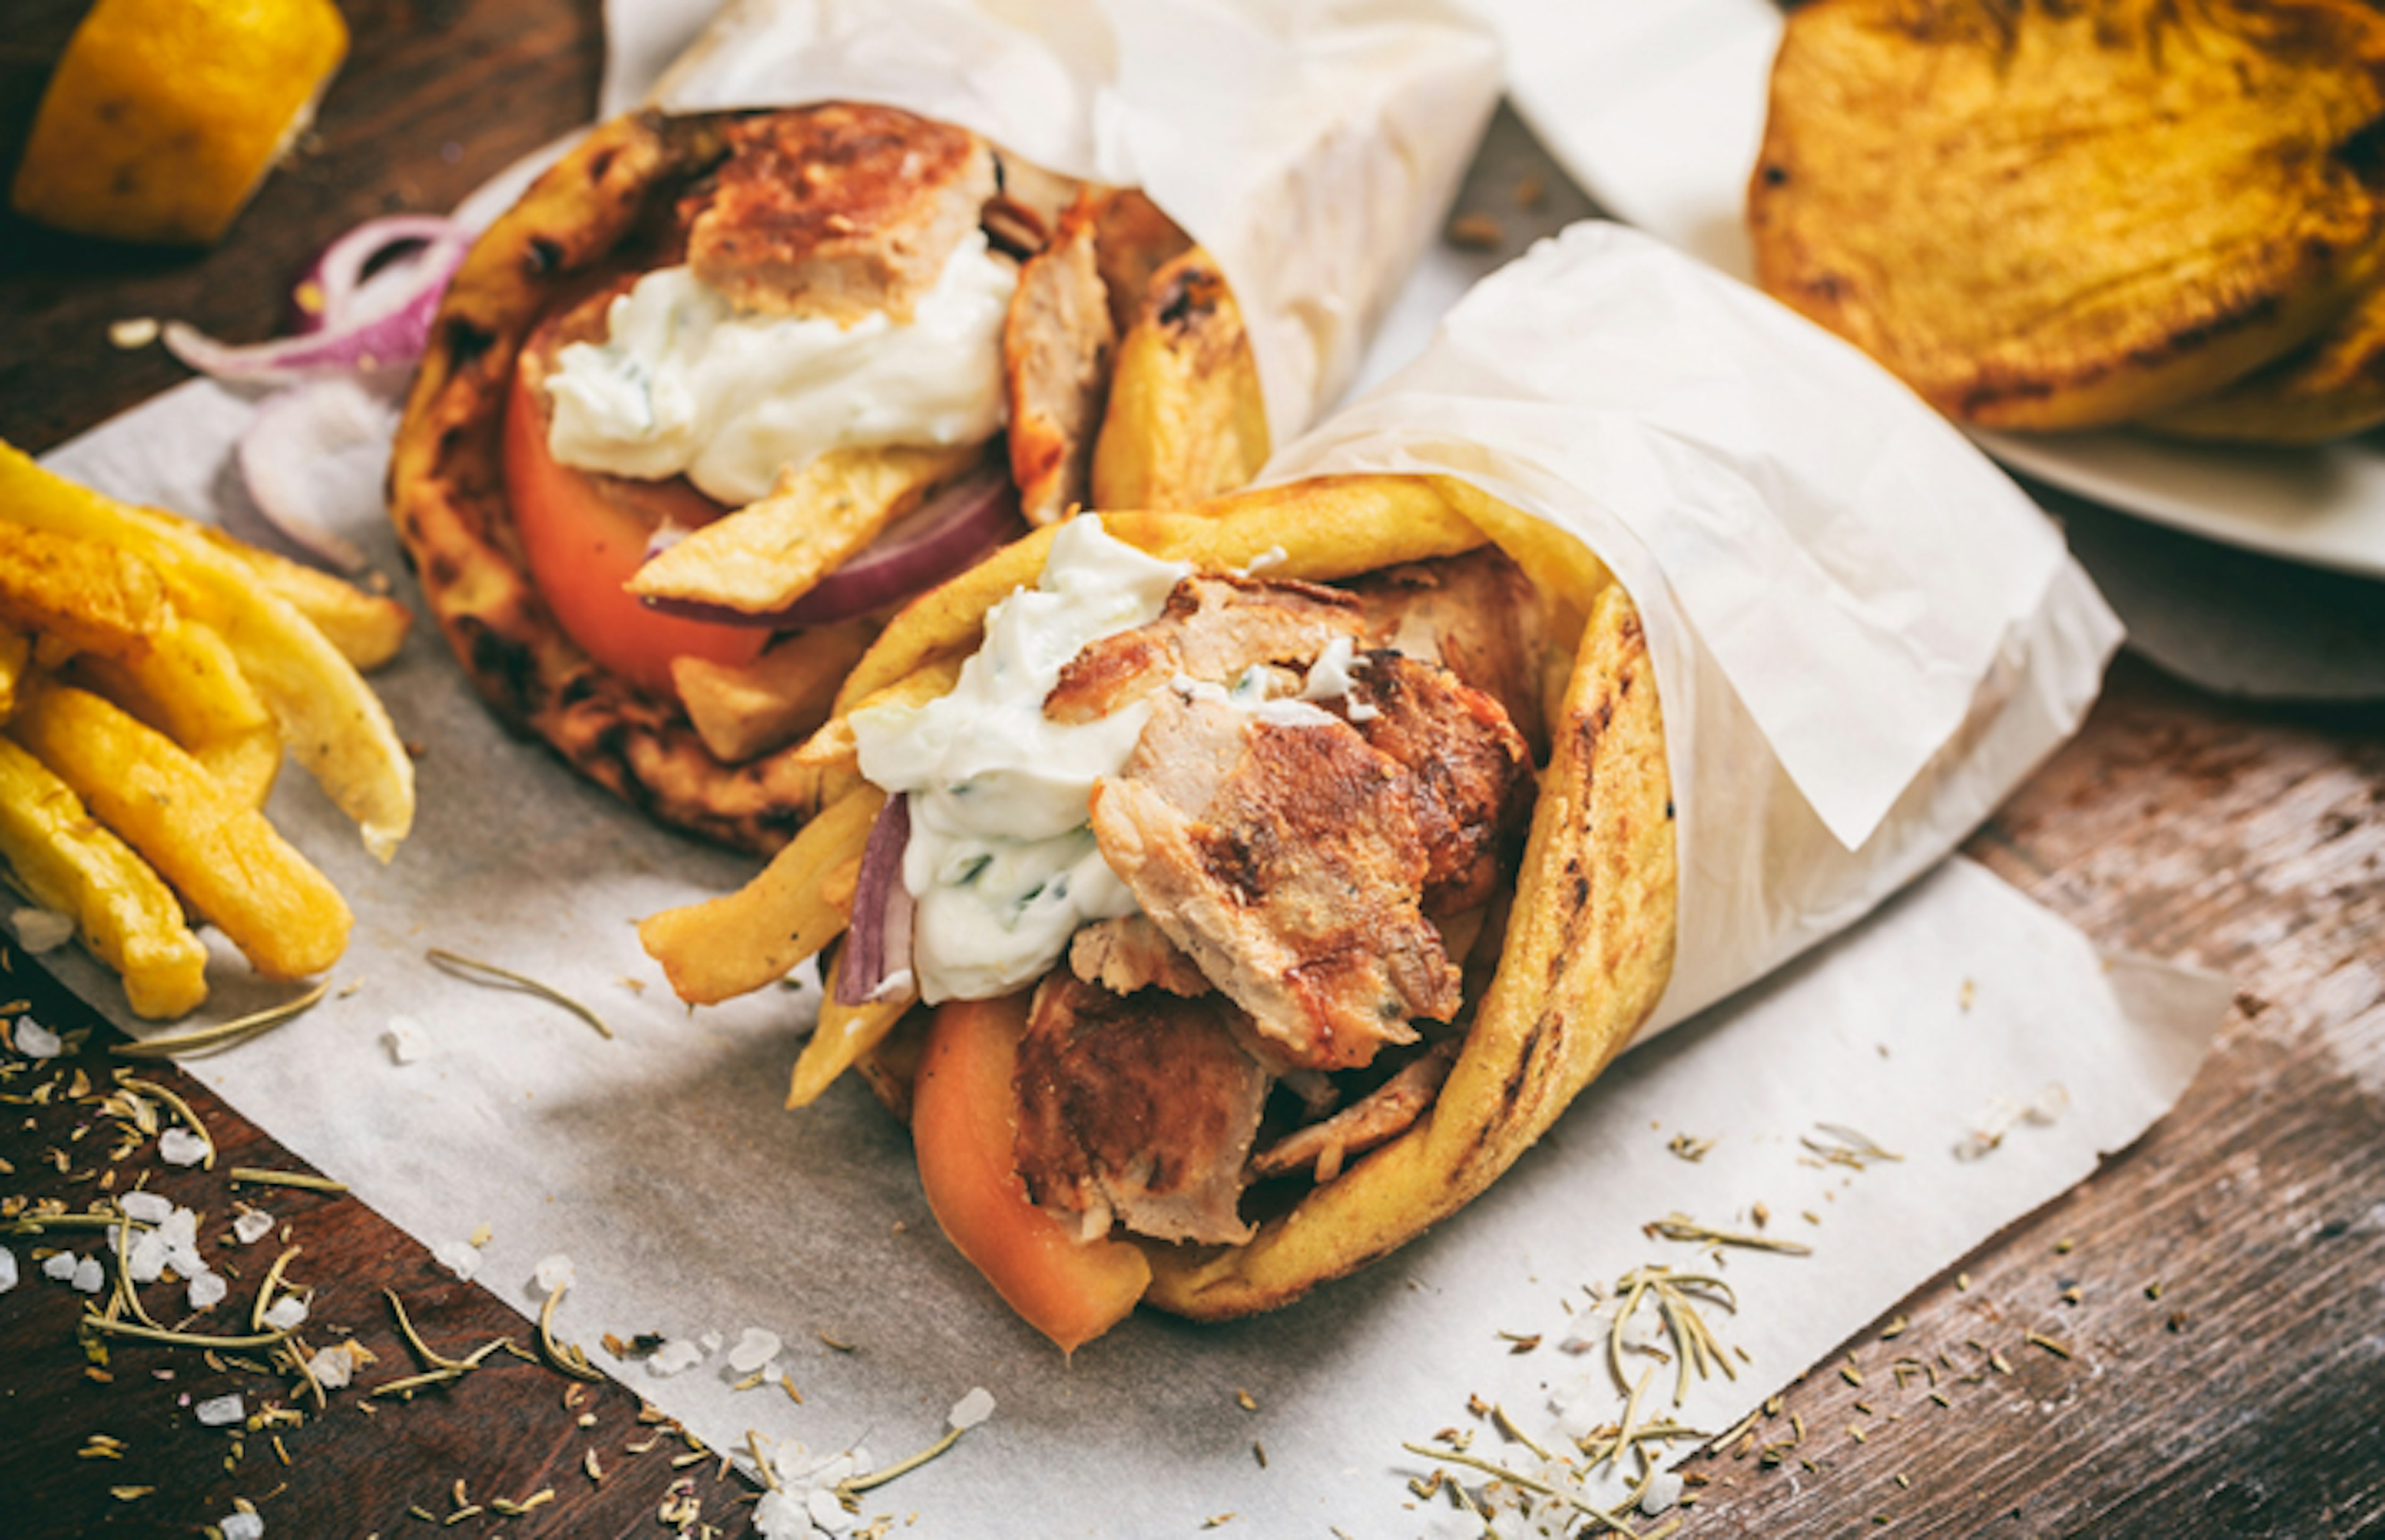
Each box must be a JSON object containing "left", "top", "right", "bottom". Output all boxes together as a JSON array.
[
  {"left": 2151, "top": 279, "right": 2385, "bottom": 443},
  {"left": 1750, "top": 0, "right": 2385, "bottom": 430}
]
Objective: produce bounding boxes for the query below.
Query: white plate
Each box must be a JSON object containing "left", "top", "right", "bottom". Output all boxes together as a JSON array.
[{"left": 1474, "top": 0, "right": 2385, "bottom": 581}]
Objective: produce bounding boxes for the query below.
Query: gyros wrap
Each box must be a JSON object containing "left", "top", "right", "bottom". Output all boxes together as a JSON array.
[
  {"left": 388, "top": 1, "right": 1497, "bottom": 852},
  {"left": 643, "top": 225, "right": 2122, "bottom": 1345}
]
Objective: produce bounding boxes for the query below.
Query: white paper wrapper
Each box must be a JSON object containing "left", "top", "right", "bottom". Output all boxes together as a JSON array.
[
  {"left": 1268, "top": 221, "right": 2125, "bottom": 1032},
  {"left": 642, "top": 0, "right": 1502, "bottom": 449}
]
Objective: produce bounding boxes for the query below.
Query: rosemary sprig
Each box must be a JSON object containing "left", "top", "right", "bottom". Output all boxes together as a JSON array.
[
  {"left": 837, "top": 1421, "right": 976, "bottom": 1502},
  {"left": 250, "top": 1248, "right": 302, "bottom": 1334},
  {"left": 82, "top": 1313, "right": 294, "bottom": 1351},
  {"left": 1644, "top": 1215, "right": 1813, "bottom": 1256},
  {"left": 425, "top": 949, "right": 613, "bottom": 1040},
  {"left": 1398, "top": 1442, "right": 1667, "bottom": 1540},
  {"left": 1609, "top": 1266, "right": 1739, "bottom": 1408},
  {"left": 1802, "top": 1123, "right": 1902, "bottom": 1170},
  {"left": 4, "top": 1211, "right": 153, "bottom": 1236},
  {"left": 113, "top": 981, "right": 330, "bottom": 1061},
  {"left": 228, "top": 1168, "right": 346, "bottom": 1194},
  {"left": 112, "top": 1075, "right": 213, "bottom": 1169},
  {"left": 536, "top": 1282, "right": 604, "bottom": 1383}
]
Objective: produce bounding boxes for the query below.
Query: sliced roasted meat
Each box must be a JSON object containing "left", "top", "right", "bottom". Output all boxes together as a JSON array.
[
  {"left": 1089, "top": 692, "right": 1458, "bottom": 1071},
  {"left": 685, "top": 104, "right": 997, "bottom": 324},
  {"left": 1013, "top": 973, "right": 1269, "bottom": 1245},
  {"left": 1044, "top": 574, "right": 1365, "bottom": 725},
  {"left": 1250, "top": 1041, "right": 1458, "bottom": 1185},
  {"left": 1348, "top": 548, "right": 1545, "bottom": 751},
  {"left": 1070, "top": 913, "right": 1210, "bottom": 998},
  {"left": 1347, "top": 653, "right": 1533, "bottom": 915},
  {"left": 1004, "top": 194, "right": 1115, "bottom": 527}
]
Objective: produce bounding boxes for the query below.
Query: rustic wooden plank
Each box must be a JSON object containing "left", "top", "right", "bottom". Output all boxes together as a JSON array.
[
  {"left": 0, "top": 0, "right": 602, "bottom": 455},
  {"left": 1673, "top": 660, "right": 2385, "bottom": 1537}
]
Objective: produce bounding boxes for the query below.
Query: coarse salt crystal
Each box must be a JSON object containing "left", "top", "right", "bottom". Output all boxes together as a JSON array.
[
  {"left": 70, "top": 1256, "right": 105, "bottom": 1293},
  {"left": 194, "top": 1393, "right": 245, "bottom": 1427},
  {"left": 1638, "top": 1470, "right": 1684, "bottom": 1516},
  {"left": 751, "top": 1488, "right": 809, "bottom": 1540},
  {"left": 728, "top": 1328, "right": 782, "bottom": 1374},
  {"left": 127, "top": 1229, "right": 170, "bottom": 1284},
  {"left": 233, "top": 1209, "right": 275, "bottom": 1245},
  {"left": 262, "top": 1295, "right": 309, "bottom": 1331},
  {"left": 188, "top": 1270, "right": 229, "bottom": 1311},
  {"left": 42, "top": 1251, "right": 79, "bottom": 1281},
  {"left": 807, "top": 1486, "right": 853, "bottom": 1534},
  {"left": 158, "top": 1127, "right": 209, "bottom": 1166},
  {"left": 382, "top": 1015, "right": 432, "bottom": 1064},
  {"left": 157, "top": 1208, "right": 198, "bottom": 1247},
  {"left": 220, "top": 1511, "right": 264, "bottom": 1540},
  {"left": 431, "top": 1239, "right": 481, "bottom": 1282},
  {"left": 0, "top": 1248, "right": 16, "bottom": 1292},
  {"left": 699, "top": 1330, "right": 723, "bottom": 1355},
  {"left": 120, "top": 1191, "right": 173, "bottom": 1224},
  {"left": 948, "top": 1386, "right": 995, "bottom": 1429},
  {"left": 306, "top": 1344, "right": 356, "bottom": 1389},
  {"left": 9, "top": 908, "right": 74, "bottom": 953},
  {"left": 12, "top": 1017, "right": 62, "bottom": 1059},
  {"left": 533, "top": 1253, "right": 575, "bottom": 1293},
  {"left": 647, "top": 1339, "right": 704, "bottom": 1378}
]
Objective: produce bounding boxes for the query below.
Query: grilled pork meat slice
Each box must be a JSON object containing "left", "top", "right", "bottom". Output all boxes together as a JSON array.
[
  {"left": 1044, "top": 574, "right": 1365, "bottom": 725},
  {"left": 1004, "top": 195, "right": 1115, "bottom": 526},
  {"left": 1250, "top": 1040, "right": 1458, "bottom": 1185},
  {"left": 1013, "top": 973, "right": 1269, "bottom": 1245},
  {"left": 1347, "top": 653, "right": 1533, "bottom": 915},
  {"left": 1070, "top": 913, "right": 1211, "bottom": 998},
  {"left": 686, "top": 104, "right": 998, "bottom": 325},
  {"left": 1348, "top": 548, "right": 1546, "bottom": 752},
  {"left": 1089, "top": 692, "right": 1458, "bottom": 1071}
]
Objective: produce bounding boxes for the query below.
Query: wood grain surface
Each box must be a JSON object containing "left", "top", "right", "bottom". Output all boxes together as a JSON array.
[{"left": 4, "top": 2, "right": 2383, "bottom": 1538}]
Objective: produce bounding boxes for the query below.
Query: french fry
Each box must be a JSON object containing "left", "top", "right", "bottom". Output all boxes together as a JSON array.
[
  {"left": 0, "top": 625, "right": 27, "bottom": 719},
  {"left": 68, "top": 613, "right": 286, "bottom": 807},
  {"left": 0, "top": 520, "right": 166, "bottom": 663},
  {"left": 0, "top": 736, "right": 209, "bottom": 1019},
  {"left": 789, "top": 948, "right": 917, "bottom": 1108},
  {"left": 191, "top": 525, "right": 412, "bottom": 670},
  {"left": 0, "top": 440, "right": 413, "bottom": 859},
  {"left": 1089, "top": 247, "right": 1270, "bottom": 512},
  {"left": 671, "top": 617, "right": 875, "bottom": 765},
  {"left": 638, "top": 785, "right": 884, "bottom": 1005},
  {"left": 834, "top": 476, "right": 1485, "bottom": 713},
  {"left": 10, "top": 683, "right": 350, "bottom": 979},
  {"left": 629, "top": 443, "right": 983, "bottom": 613}
]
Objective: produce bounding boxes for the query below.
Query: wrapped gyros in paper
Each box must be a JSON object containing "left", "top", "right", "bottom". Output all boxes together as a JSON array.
[
  {"left": 391, "top": 0, "right": 1499, "bottom": 851},
  {"left": 640, "top": 220, "right": 2122, "bottom": 1341}
]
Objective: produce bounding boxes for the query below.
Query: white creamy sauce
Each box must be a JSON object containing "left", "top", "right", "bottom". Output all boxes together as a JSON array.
[
  {"left": 542, "top": 233, "right": 1016, "bottom": 505},
  {"left": 851, "top": 517, "right": 1192, "bottom": 1003},
  {"left": 1299, "top": 633, "right": 1374, "bottom": 719}
]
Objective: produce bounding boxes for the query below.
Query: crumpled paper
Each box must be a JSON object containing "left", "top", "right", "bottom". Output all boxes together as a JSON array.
[{"left": 1272, "top": 221, "right": 2124, "bottom": 1032}]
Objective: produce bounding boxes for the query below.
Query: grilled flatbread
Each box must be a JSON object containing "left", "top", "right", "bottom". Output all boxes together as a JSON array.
[{"left": 1750, "top": 0, "right": 2385, "bottom": 430}]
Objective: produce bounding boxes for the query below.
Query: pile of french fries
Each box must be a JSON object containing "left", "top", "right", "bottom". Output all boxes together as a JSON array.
[{"left": 0, "top": 442, "right": 415, "bottom": 1018}]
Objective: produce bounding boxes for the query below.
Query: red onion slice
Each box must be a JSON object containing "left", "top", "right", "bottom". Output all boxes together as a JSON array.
[
  {"left": 643, "top": 465, "right": 1027, "bottom": 630},
  {"left": 837, "top": 794, "right": 915, "bottom": 1007},
  {"left": 296, "top": 215, "right": 464, "bottom": 332},
  {"left": 235, "top": 376, "right": 401, "bottom": 573},
  {"left": 166, "top": 220, "right": 469, "bottom": 384}
]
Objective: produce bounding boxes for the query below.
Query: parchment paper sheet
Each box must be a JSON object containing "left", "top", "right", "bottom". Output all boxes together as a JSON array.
[{"left": 19, "top": 6, "right": 2232, "bottom": 1533}]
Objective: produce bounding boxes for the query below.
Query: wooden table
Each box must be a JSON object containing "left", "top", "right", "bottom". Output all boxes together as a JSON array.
[{"left": 4, "top": 3, "right": 2381, "bottom": 1535}]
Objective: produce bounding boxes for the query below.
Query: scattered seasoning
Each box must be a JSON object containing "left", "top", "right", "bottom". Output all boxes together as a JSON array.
[
  {"left": 1895, "top": 1473, "right": 1912, "bottom": 1490},
  {"left": 1235, "top": 1389, "right": 1258, "bottom": 1413},
  {"left": 1501, "top": 1331, "right": 1544, "bottom": 1354},
  {"left": 1513, "top": 173, "right": 1547, "bottom": 209},
  {"left": 1399, "top": 1442, "right": 1670, "bottom": 1540},
  {"left": 1253, "top": 1441, "right": 1268, "bottom": 1469},
  {"left": 1645, "top": 1214, "right": 1812, "bottom": 1256},
  {"left": 425, "top": 949, "right": 614, "bottom": 1040},
  {"left": 2144, "top": 1280, "right": 2165, "bottom": 1300},
  {"left": 2168, "top": 1310, "right": 2191, "bottom": 1333},
  {"left": 1446, "top": 214, "right": 1505, "bottom": 250},
  {"left": 114, "top": 982, "right": 330, "bottom": 1061},
  {"left": 1665, "top": 1135, "right": 1714, "bottom": 1162},
  {"left": 1955, "top": 1273, "right": 1971, "bottom": 1292},
  {"left": 108, "top": 317, "right": 160, "bottom": 349},
  {"left": 109, "top": 1485, "right": 155, "bottom": 1502},
  {"left": 1848, "top": 1425, "right": 1868, "bottom": 1444},
  {"left": 112, "top": 1076, "right": 215, "bottom": 1168},
  {"left": 2053, "top": 1238, "right": 2074, "bottom": 1255},
  {"left": 1879, "top": 1316, "right": 1907, "bottom": 1341},
  {"left": 1801, "top": 1125, "right": 1902, "bottom": 1170},
  {"left": 817, "top": 1331, "right": 856, "bottom": 1353},
  {"left": 583, "top": 1449, "right": 606, "bottom": 1484},
  {"left": 535, "top": 1280, "right": 604, "bottom": 1382},
  {"left": 1989, "top": 1351, "right": 2014, "bottom": 1376},
  {"left": 2024, "top": 1331, "right": 2073, "bottom": 1361},
  {"left": 1840, "top": 1361, "right": 1863, "bottom": 1388}
]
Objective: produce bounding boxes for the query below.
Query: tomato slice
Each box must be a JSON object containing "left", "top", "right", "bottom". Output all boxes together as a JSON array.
[
  {"left": 502, "top": 300, "right": 765, "bottom": 700},
  {"left": 912, "top": 994, "right": 1152, "bottom": 1354}
]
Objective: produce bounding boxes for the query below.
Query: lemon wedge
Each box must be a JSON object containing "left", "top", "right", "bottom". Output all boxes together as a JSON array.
[{"left": 11, "top": 0, "right": 349, "bottom": 246}]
